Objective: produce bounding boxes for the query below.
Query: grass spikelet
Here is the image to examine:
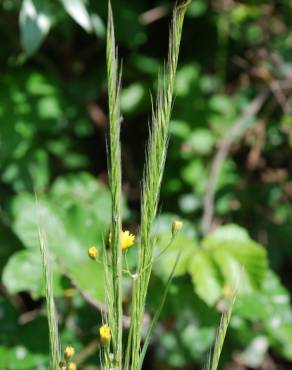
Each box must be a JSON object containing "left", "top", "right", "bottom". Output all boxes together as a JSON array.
[
  {"left": 106, "top": 0, "right": 123, "bottom": 367},
  {"left": 207, "top": 294, "right": 236, "bottom": 370},
  {"left": 37, "top": 222, "right": 61, "bottom": 369},
  {"left": 127, "top": 2, "right": 190, "bottom": 369}
]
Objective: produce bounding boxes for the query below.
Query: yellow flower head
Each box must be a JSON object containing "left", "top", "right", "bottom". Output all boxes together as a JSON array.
[
  {"left": 64, "top": 346, "right": 75, "bottom": 360},
  {"left": 108, "top": 230, "right": 135, "bottom": 251},
  {"left": 222, "top": 284, "right": 233, "bottom": 299},
  {"left": 66, "top": 362, "right": 77, "bottom": 370},
  {"left": 88, "top": 246, "right": 98, "bottom": 260},
  {"left": 121, "top": 230, "right": 135, "bottom": 250},
  {"left": 99, "top": 324, "right": 111, "bottom": 343},
  {"left": 172, "top": 220, "right": 183, "bottom": 235}
]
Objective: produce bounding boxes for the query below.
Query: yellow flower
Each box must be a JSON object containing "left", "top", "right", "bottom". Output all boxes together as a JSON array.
[
  {"left": 222, "top": 284, "right": 233, "bottom": 298},
  {"left": 109, "top": 230, "right": 135, "bottom": 251},
  {"left": 64, "top": 346, "right": 75, "bottom": 360},
  {"left": 172, "top": 220, "right": 183, "bottom": 235},
  {"left": 99, "top": 324, "right": 111, "bottom": 343},
  {"left": 121, "top": 230, "right": 135, "bottom": 250},
  {"left": 88, "top": 246, "right": 98, "bottom": 260},
  {"left": 66, "top": 362, "right": 77, "bottom": 370}
]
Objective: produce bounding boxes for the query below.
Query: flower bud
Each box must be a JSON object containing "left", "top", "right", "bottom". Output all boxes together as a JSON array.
[
  {"left": 67, "top": 362, "right": 77, "bottom": 370},
  {"left": 99, "top": 324, "right": 111, "bottom": 343},
  {"left": 172, "top": 220, "right": 183, "bottom": 235},
  {"left": 59, "top": 361, "right": 66, "bottom": 370},
  {"left": 64, "top": 346, "right": 74, "bottom": 360},
  {"left": 222, "top": 284, "right": 233, "bottom": 299},
  {"left": 88, "top": 246, "right": 98, "bottom": 260}
]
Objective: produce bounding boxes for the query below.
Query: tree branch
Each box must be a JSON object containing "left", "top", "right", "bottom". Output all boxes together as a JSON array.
[{"left": 201, "top": 89, "right": 270, "bottom": 235}]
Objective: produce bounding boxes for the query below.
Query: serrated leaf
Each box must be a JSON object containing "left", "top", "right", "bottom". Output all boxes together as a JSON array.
[
  {"left": 60, "top": 0, "right": 92, "bottom": 32},
  {"left": 188, "top": 251, "right": 222, "bottom": 305},
  {"left": 212, "top": 240, "right": 266, "bottom": 289},
  {"left": 202, "top": 224, "right": 267, "bottom": 290},
  {"left": 202, "top": 224, "right": 250, "bottom": 247},
  {"left": 212, "top": 249, "right": 253, "bottom": 293},
  {"left": 20, "top": 0, "right": 52, "bottom": 56}
]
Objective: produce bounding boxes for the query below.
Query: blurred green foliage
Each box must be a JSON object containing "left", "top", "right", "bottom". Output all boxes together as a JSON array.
[{"left": 0, "top": 0, "right": 292, "bottom": 369}]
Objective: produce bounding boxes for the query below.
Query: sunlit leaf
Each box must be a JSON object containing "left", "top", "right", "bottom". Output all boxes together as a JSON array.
[
  {"left": 60, "top": 0, "right": 92, "bottom": 32},
  {"left": 19, "top": 0, "right": 52, "bottom": 55},
  {"left": 188, "top": 250, "right": 222, "bottom": 305}
]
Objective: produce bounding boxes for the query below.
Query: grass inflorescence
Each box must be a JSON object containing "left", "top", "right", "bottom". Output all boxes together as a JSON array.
[{"left": 37, "top": 1, "right": 236, "bottom": 370}]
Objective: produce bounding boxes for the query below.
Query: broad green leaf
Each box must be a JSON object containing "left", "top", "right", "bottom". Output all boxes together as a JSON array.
[
  {"left": 6, "top": 345, "right": 48, "bottom": 369},
  {"left": 154, "top": 213, "right": 197, "bottom": 239},
  {"left": 211, "top": 240, "right": 266, "bottom": 289},
  {"left": 187, "top": 1, "right": 207, "bottom": 17},
  {"left": 60, "top": 0, "right": 92, "bottom": 32},
  {"left": 2, "top": 250, "right": 62, "bottom": 297},
  {"left": 234, "top": 270, "right": 292, "bottom": 361},
  {"left": 50, "top": 172, "right": 113, "bottom": 243},
  {"left": 12, "top": 173, "right": 112, "bottom": 253},
  {"left": 188, "top": 251, "right": 222, "bottom": 305},
  {"left": 212, "top": 249, "right": 253, "bottom": 293},
  {"left": 19, "top": 0, "right": 52, "bottom": 56},
  {"left": 12, "top": 193, "right": 70, "bottom": 253},
  {"left": 91, "top": 13, "right": 105, "bottom": 37},
  {"left": 180, "top": 159, "right": 208, "bottom": 194},
  {"left": 269, "top": 325, "right": 292, "bottom": 360},
  {"left": 175, "top": 64, "right": 200, "bottom": 96},
  {"left": 202, "top": 224, "right": 267, "bottom": 289},
  {"left": 170, "top": 120, "right": 191, "bottom": 139},
  {"left": 2, "top": 250, "right": 43, "bottom": 295},
  {"left": 9, "top": 173, "right": 112, "bottom": 302},
  {"left": 154, "top": 233, "right": 195, "bottom": 279},
  {"left": 202, "top": 224, "right": 250, "bottom": 247},
  {"left": 153, "top": 216, "right": 197, "bottom": 279},
  {"left": 68, "top": 260, "right": 105, "bottom": 303},
  {"left": 184, "top": 129, "right": 215, "bottom": 155}
]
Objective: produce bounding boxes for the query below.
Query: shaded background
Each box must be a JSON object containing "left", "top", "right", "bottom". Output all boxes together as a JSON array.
[{"left": 0, "top": 0, "right": 292, "bottom": 369}]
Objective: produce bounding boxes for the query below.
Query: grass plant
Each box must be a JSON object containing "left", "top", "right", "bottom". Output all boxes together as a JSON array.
[{"left": 37, "top": 1, "right": 236, "bottom": 370}]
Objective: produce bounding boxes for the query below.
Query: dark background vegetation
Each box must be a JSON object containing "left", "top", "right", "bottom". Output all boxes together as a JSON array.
[{"left": 0, "top": 0, "right": 292, "bottom": 369}]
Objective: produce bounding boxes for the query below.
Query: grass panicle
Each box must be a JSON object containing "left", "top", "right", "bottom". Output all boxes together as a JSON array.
[
  {"left": 207, "top": 294, "right": 236, "bottom": 370},
  {"left": 35, "top": 2, "right": 235, "bottom": 370},
  {"left": 37, "top": 222, "right": 61, "bottom": 370},
  {"left": 126, "top": 2, "right": 190, "bottom": 369},
  {"left": 105, "top": 1, "right": 123, "bottom": 368}
]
